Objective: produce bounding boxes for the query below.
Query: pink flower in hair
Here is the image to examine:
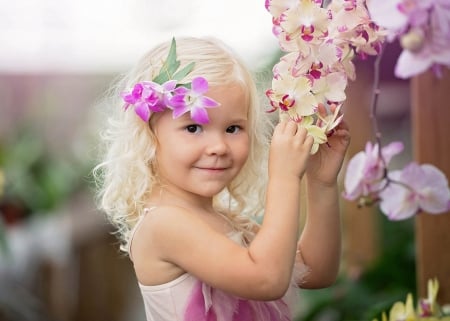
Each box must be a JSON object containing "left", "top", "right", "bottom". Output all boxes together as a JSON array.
[
  {"left": 121, "top": 80, "right": 177, "bottom": 122},
  {"left": 120, "top": 38, "right": 219, "bottom": 123},
  {"left": 169, "top": 77, "right": 220, "bottom": 124}
]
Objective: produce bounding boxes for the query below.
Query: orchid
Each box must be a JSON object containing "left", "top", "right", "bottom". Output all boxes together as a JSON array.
[
  {"left": 296, "top": 115, "right": 327, "bottom": 154},
  {"left": 266, "top": 0, "right": 385, "bottom": 155},
  {"left": 169, "top": 77, "right": 220, "bottom": 124},
  {"left": 121, "top": 38, "right": 219, "bottom": 124},
  {"left": 388, "top": 293, "right": 416, "bottom": 321},
  {"left": 266, "top": 73, "right": 318, "bottom": 118},
  {"left": 379, "top": 163, "right": 450, "bottom": 220},
  {"left": 343, "top": 141, "right": 404, "bottom": 204},
  {"left": 316, "top": 103, "right": 344, "bottom": 134},
  {"left": 373, "top": 279, "right": 450, "bottom": 321},
  {"left": 366, "top": 0, "right": 450, "bottom": 78},
  {"left": 418, "top": 278, "right": 439, "bottom": 317},
  {"left": 121, "top": 80, "right": 177, "bottom": 122},
  {"left": 266, "top": 0, "right": 450, "bottom": 220},
  {"left": 311, "top": 71, "right": 347, "bottom": 103}
]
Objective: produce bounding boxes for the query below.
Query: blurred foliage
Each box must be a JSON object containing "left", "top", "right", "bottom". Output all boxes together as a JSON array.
[
  {"left": 0, "top": 125, "right": 93, "bottom": 252},
  {"left": 296, "top": 214, "right": 416, "bottom": 321}
]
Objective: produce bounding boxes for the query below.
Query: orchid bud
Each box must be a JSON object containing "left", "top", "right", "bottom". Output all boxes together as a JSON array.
[{"left": 400, "top": 28, "right": 425, "bottom": 53}]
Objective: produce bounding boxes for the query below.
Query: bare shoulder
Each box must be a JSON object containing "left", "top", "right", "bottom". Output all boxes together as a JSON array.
[
  {"left": 132, "top": 205, "right": 204, "bottom": 253},
  {"left": 132, "top": 205, "right": 226, "bottom": 261},
  {"left": 141, "top": 205, "right": 210, "bottom": 235},
  {"left": 131, "top": 205, "right": 209, "bottom": 285}
]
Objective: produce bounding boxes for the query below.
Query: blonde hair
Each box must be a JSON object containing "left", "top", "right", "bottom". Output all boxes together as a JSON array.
[{"left": 93, "top": 37, "right": 272, "bottom": 251}]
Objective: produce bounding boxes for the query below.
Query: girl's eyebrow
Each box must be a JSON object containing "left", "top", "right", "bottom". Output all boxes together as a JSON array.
[{"left": 229, "top": 117, "right": 248, "bottom": 123}]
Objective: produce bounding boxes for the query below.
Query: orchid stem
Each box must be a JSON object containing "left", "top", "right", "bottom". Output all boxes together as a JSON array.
[
  {"left": 368, "top": 43, "right": 415, "bottom": 194},
  {"left": 370, "top": 43, "right": 385, "bottom": 162}
]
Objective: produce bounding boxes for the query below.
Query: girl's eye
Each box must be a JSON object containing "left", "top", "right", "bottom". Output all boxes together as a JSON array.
[
  {"left": 185, "top": 125, "right": 202, "bottom": 133},
  {"left": 226, "top": 125, "right": 241, "bottom": 134}
]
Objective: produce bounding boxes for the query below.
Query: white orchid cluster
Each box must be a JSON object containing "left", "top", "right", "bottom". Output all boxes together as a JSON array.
[
  {"left": 265, "top": 0, "right": 450, "bottom": 220},
  {"left": 265, "top": 0, "right": 386, "bottom": 153}
]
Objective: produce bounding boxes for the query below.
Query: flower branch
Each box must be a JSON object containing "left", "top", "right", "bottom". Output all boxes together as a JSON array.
[{"left": 265, "top": 0, "right": 450, "bottom": 220}]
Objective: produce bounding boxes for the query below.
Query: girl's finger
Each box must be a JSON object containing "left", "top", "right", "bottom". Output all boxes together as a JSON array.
[{"left": 284, "top": 120, "right": 299, "bottom": 135}]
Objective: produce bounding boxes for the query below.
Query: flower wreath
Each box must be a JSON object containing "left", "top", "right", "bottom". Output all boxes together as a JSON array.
[{"left": 121, "top": 38, "right": 220, "bottom": 124}]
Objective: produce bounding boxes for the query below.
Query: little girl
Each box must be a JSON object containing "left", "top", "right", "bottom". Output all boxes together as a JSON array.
[{"left": 94, "top": 37, "right": 350, "bottom": 321}]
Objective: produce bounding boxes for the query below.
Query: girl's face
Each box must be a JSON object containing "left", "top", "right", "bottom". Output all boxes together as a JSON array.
[{"left": 152, "top": 83, "right": 250, "bottom": 200}]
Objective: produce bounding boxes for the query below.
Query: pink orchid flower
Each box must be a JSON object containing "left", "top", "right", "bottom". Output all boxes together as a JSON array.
[
  {"left": 121, "top": 80, "right": 177, "bottom": 122},
  {"left": 379, "top": 162, "right": 450, "bottom": 220},
  {"left": 169, "top": 77, "right": 220, "bottom": 124},
  {"left": 343, "top": 141, "right": 404, "bottom": 201},
  {"left": 367, "top": 0, "right": 450, "bottom": 78}
]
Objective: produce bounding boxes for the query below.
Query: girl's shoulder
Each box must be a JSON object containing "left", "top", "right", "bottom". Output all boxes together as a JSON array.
[
  {"left": 130, "top": 205, "right": 198, "bottom": 285},
  {"left": 131, "top": 205, "right": 220, "bottom": 249},
  {"left": 133, "top": 205, "right": 200, "bottom": 238}
]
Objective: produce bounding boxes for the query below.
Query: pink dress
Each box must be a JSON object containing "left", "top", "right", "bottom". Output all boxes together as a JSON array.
[{"left": 129, "top": 212, "right": 303, "bottom": 321}]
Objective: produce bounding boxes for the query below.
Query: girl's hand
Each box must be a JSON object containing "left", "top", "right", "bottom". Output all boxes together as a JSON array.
[
  {"left": 269, "top": 120, "right": 314, "bottom": 181},
  {"left": 306, "top": 119, "right": 350, "bottom": 186}
]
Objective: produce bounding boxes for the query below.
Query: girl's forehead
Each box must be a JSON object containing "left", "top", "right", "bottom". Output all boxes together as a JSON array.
[
  {"left": 209, "top": 83, "right": 248, "bottom": 107},
  {"left": 208, "top": 83, "right": 248, "bottom": 102}
]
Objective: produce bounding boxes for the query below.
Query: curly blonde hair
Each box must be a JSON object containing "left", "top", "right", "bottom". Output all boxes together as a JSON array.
[{"left": 93, "top": 37, "right": 272, "bottom": 251}]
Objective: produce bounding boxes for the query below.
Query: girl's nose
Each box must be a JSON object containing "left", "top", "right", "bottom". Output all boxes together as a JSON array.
[{"left": 205, "top": 134, "right": 229, "bottom": 156}]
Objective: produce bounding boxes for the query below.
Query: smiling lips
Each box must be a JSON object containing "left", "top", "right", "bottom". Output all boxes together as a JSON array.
[{"left": 195, "top": 166, "right": 228, "bottom": 173}]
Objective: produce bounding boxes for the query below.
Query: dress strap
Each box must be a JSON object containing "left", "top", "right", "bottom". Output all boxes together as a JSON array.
[{"left": 127, "top": 206, "right": 157, "bottom": 261}]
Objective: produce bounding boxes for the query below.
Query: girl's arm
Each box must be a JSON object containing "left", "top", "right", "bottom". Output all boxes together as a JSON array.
[
  {"left": 244, "top": 120, "right": 314, "bottom": 296},
  {"left": 296, "top": 120, "right": 351, "bottom": 288}
]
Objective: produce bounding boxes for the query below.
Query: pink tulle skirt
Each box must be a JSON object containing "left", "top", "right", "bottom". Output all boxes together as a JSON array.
[{"left": 183, "top": 280, "right": 299, "bottom": 321}]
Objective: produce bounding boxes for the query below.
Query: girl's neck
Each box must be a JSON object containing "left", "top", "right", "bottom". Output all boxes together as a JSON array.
[{"left": 150, "top": 185, "right": 236, "bottom": 237}]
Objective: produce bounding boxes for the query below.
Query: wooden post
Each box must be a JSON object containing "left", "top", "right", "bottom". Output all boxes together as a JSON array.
[
  {"left": 411, "top": 69, "right": 450, "bottom": 303},
  {"left": 341, "top": 66, "right": 380, "bottom": 276}
]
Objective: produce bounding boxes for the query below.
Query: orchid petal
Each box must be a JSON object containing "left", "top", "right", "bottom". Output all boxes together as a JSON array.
[
  {"left": 343, "top": 151, "right": 366, "bottom": 200},
  {"left": 395, "top": 50, "right": 432, "bottom": 79},
  {"left": 191, "top": 107, "right": 210, "bottom": 124},
  {"left": 381, "top": 141, "right": 404, "bottom": 163},
  {"left": 169, "top": 95, "right": 188, "bottom": 108},
  {"left": 134, "top": 102, "right": 151, "bottom": 122},
  {"left": 172, "top": 105, "right": 190, "bottom": 119},
  {"left": 121, "top": 92, "right": 137, "bottom": 104},
  {"left": 162, "top": 80, "right": 178, "bottom": 91},
  {"left": 379, "top": 174, "right": 419, "bottom": 220},
  {"left": 198, "top": 96, "right": 220, "bottom": 108},
  {"left": 366, "top": 0, "right": 408, "bottom": 33},
  {"left": 416, "top": 164, "right": 450, "bottom": 213},
  {"left": 192, "top": 77, "right": 209, "bottom": 95}
]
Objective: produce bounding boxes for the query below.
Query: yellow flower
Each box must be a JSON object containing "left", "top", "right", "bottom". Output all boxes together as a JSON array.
[
  {"left": 389, "top": 293, "right": 416, "bottom": 321},
  {"left": 418, "top": 278, "right": 439, "bottom": 317},
  {"left": 373, "top": 311, "right": 388, "bottom": 321}
]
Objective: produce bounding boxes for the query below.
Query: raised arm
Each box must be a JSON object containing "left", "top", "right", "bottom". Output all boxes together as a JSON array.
[
  {"left": 247, "top": 120, "right": 314, "bottom": 295},
  {"left": 296, "top": 120, "right": 350, "bottom": 288}
]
